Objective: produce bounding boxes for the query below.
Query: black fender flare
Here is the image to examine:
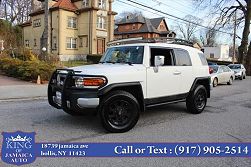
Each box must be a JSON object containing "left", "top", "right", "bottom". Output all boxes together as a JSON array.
[
  {"left": 98, "top": 82, "right": 145, "bottom": 112},
  {"left": 189, "top": 77, "right": 211, "bottom": 98}
]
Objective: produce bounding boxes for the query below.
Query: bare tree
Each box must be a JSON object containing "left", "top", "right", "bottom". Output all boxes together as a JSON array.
[
  {"left": 200, "top": 28, "right": 218, "bottom": 47},
  {"left": 194, "top": 0, "right": 251, "bottom": 75},
  {"left": 115, "top": 10, "right": 143, "bottom": 23},
  {"left": 174, "top": 15, "right": 203, "bottom": 41},
  {"left": 0, "top": 0, "right": 41, "bottom": 24}
]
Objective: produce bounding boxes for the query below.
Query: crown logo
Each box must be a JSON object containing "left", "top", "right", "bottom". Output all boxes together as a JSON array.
[{"left": 6, "top": 135, "right": 32, "bottom": 142}]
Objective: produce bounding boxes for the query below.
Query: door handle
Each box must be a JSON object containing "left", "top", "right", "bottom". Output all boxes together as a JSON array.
[{"left": 173, "top": 71, "right": 181, "bottom": 75}]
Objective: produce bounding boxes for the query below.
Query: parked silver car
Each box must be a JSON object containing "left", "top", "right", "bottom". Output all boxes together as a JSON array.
[
  {"left": 210, "top": 65, "right": 235, "bottom": 87},
  {"left": 228, "top": 64, "right": 246, "bottom": 80}
]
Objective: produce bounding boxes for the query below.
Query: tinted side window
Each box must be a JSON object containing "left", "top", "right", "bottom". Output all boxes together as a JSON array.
[
  {"left": 223, "top": 66, "right": 231, "bottom": 72},
  {"left": 223, "top": 67, "right": 227, "bottom": 72},
  {"left": 174, "top": 49, "right": 192, "bottom": 66},
  {"left": 198, "top": 53, "right": 208, "bottom": 65},
  {"left": 150, "top": 48, "right": 174, "bottom": 66},
  {"left": 218, "top": 67, "right": 223, "bottom": 73}
]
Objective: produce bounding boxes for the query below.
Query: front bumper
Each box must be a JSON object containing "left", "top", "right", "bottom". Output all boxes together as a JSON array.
[
  {"left": 48, "top": 69, "right": 101, "bottom": 112},
  {"left": 234, "top": 73, "right": 242, "bottom": 78}
]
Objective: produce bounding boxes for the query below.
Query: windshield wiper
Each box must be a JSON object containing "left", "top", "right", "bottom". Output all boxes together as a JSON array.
[
  {"left": 100, "top": 61, "right": 133, "bottom": 65},
  {"left": 116, "top": 60, "right": 133, "bottom": 66},
  {"left": 100, "top": 61, "right": 116, "bottom": 64},
  {"left": 125, "top": 61, "right": 133, "bottom": 66}
]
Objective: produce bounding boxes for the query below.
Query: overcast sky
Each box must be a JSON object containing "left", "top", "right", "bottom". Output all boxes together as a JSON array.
[{"left": 112, "top": 0, "right": 243, "bottom": 46}]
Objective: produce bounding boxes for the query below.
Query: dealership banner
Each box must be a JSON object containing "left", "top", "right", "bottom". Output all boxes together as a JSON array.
[{"left": 1, "top": 131, "right": 251, "bottom": 166}]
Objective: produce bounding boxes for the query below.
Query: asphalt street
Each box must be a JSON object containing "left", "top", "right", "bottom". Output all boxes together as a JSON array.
[{"left": 0, "top": 77, "right": 251, "bottom": 167}]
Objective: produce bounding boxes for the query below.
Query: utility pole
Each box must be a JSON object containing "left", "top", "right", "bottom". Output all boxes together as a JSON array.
[
  {"left": 232, "top": 11, "right": 237, "bottom": 64},
  {"left": 41, "top": 0, "right": 49, "bottom": 59}
]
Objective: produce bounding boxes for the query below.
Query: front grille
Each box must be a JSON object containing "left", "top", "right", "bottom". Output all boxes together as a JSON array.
[{"left": 57, "top": 74, "right": 66, "bottom": 86}]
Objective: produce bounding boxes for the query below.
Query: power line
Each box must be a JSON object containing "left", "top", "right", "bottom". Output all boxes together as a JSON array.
[
  {"left": 116, "top": 0, "right": 195, "bottom": 28},
  {"left": 116, "top": 0, "right": 165, "bottom": 18},
  {"left": 124, "top": 0, "right": 234, "bottom": 36},
  {"left": 151, "top": 0, "right": 194, "bottom": 16},
  {"left": 163, "top": 0, "right": 197, "bottom": 14}
]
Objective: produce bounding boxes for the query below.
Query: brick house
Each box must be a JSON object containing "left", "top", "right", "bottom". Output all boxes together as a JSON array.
[
  {"left": 114, "top": 15, "right": 176, "bottom": 39},
  {"left": 19, "top": 0, "right": 116, "bottom": 61}
]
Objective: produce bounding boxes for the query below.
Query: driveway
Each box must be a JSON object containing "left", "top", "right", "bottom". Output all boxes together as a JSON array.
[
  {"left": 0, "top": 74, "right": 47, "bottom": 100},
  {"left": 0, "top": 74, "right": 33, "bottom": 86}
]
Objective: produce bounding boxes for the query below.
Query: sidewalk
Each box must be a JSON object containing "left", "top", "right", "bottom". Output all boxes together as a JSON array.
[
  {"left": 0, "top": 75, "right": 47, "bottom": 100},
  {"left": 0, "top": 75, "right": 33, "bottom": 86}
]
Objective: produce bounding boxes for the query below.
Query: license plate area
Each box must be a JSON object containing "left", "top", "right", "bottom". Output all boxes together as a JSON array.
[{"left": 53, "top": 91, "right": 62, "bottom": 106}]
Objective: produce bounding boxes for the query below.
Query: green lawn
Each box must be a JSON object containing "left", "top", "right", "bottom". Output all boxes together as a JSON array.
[{"left": 62, "top": 61, "right": 90, "bottom": 67}]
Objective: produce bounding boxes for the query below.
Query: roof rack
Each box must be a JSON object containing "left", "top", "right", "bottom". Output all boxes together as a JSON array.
[{"left": 107, "top": 37, "right": 194, "bottom": 47}]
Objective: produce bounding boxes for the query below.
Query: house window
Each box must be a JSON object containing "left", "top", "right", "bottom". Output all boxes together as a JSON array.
[
  {"left": 97, "top": 16, "right": 106, "bottom": 29},
  {"left": 98, "top": 0, "right": 106, "bottom": 9},
  {"left": 210, "top": 53, "right": 214, "bottom": 58},
  {"left": 33, "top": 19, "right": 41, "bottom": 27},
  {"left": 53, "top": 37, "right": 57, "bottom": 50},
  {"left": 25, "top": 40, "right": 30, "bottom": 47},
  {"left": 79, "top": 37, "right": 83, "bottom": 47},
  {"left": 83, "top": 0, "right": 89, "bottom": 7},
  {"left": 34, "top": 39, "right": 37, "bottom": 47},
  {"left": 67, "top": 17, "right": 77, "bottom": 29},
  {"left": 66, "top": 37, "right": 77, "bottom": 49}
]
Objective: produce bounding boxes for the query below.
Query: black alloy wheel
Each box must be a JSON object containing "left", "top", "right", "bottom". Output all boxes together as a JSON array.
[
  {"left": 194, "top": 89, "right": 207, "bottom": 110},
  {"left": 107, "top": 99, "right": 133, "bottom": 127},
  {"left": 99, "top": 90, "right": 140, "bottom": 133},
  {"left": 186, "top": 85, "right": 207, "bottom": 114}
]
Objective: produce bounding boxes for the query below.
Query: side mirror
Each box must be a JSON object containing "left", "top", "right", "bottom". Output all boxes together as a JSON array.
[{"left": 154, "top": 56, "right": 165, "bottom": 67}]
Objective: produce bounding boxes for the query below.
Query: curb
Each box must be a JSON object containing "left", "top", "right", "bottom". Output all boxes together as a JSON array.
[{"left": 0, "top": 96, "right": 47, "bottom": 102}]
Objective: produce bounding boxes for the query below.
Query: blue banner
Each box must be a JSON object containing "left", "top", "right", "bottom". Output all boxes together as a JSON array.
[
  {"left": 36, "top": 143, "right": 251, "bottom": 157},
  {"left": 1, "top": 132, "right": 251, "bottom": 166}
]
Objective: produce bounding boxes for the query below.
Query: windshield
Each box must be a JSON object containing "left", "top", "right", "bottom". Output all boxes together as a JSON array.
[
  {"left": 228, "top": 65, "right": 241, "bottom": 69},
  {"left": 210, "top": 65, "right": 219, "bottom": 73},
  {"left": 100, "top": 46, "right": 144, "bottom": 64}
]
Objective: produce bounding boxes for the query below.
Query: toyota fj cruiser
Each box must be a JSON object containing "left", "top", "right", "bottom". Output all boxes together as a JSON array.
[{"left": 48, "top": 38, "right": 211, "bottom": 133}]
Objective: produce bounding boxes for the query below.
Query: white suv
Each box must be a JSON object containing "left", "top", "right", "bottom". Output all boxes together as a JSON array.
[{"left": 48, "top": 38, "right": 211, "bottom": 133}]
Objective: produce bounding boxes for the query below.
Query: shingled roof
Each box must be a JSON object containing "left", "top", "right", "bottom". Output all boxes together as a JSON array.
[
  {"left": 51, "top": 0, "right": 78, "bottom": 11},
  {"left": 115, "top": 16, "right": 170, "bottom": 35},
  {"left": 150, "top": 17, "right": 165, "bottom": 29}
]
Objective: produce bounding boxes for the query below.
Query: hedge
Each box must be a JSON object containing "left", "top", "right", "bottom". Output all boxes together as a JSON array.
[
  {"left": 87, "top": 54, "right": 102, "bottom": 64},
  {"left": 0, "top": 57, "right": 56, "bottom": 82}
]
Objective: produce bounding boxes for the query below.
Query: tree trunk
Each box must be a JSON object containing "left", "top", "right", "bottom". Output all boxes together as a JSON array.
[
  {"left": 238, "top": 0, "right": 251, "bottom": 64},
  {"left": 246, "top": 42, "right": 251, "bottom": 76}
]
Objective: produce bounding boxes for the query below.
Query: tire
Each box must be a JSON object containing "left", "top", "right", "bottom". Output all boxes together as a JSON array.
[
  {"left": 186, "top": 85, "right": 207, "bottom": 114},
  {"left": 227, "top": 77, "right": 233, "bottom": 85},
  {"left": 243, "top": 74, "right": 246, "bottom": 79},
  {"left": 213, "top": 78, "right": 218, "bottom": 87},
  {"left": 240, "top": 73, "right": 243, "bottom": 80},
  {"left": 99, "top": 90, "right": 140, "bottom": 133}
]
